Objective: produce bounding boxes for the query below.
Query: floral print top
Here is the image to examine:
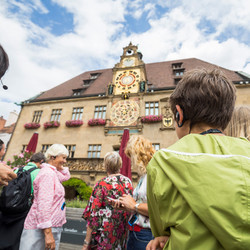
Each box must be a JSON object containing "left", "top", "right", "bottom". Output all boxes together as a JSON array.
[{"left": 82, "top": 174, "right": 133, "bottom": 250}]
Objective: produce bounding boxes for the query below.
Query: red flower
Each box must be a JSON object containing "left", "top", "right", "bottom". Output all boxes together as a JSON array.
[
  {"left": 43, "top": 121, "right": 60, "bottom": 129},
  {"left": 88, "top": 118, "right": 106, "bottom": 126},
  {"left": 65, "top": 120, "right": 83, "bottom": 127},
  {"left": 141, "top": 115, "right": 163, "bottom": 123},
  {"left": 24, "top": 122, "right": 40, "bottom": 129}
]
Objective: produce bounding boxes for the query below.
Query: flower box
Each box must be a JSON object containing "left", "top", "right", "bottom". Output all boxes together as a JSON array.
[
  {"left": 88, "top": 118, "right": 106, "bottom": 126},
  {"left": 24, "top": 122, "right": 40, "bottom": 129},
  {"left": 65, "top": 120, "right": 83, "bottom": 127},
  {"left": 141, "top": 115, "right": 163, "bottom": 123},
  {"left": 43, "top": 121, "right": 60, "bottom": 129}
]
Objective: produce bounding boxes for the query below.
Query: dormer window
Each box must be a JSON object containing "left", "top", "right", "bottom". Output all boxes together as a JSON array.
[
  {"left": 172, "top": 63, "right": 183, "bottom": 69},
  {"left": 72, "top": 88, "right": 83, "bottom": 96},
  {"left": 83, "top": 79, "right": 92, "bottom": 85},
  {"left": 73, "top": 91, "right": 81, "bottom": 96},
  {"left": 174, "top": 79, "right": 181, "bottom": 85},
  {"left": 90, "top": 73, "right": 101, "bottom": 79},
  {"left": 174, "top": 69, "right": 184, "bottom": 76},
  {"left": 172, "top": 62, "right": 185, "bottom": 80}
]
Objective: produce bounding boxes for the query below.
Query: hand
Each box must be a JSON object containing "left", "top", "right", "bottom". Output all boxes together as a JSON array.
[
  {"left": 44, "top": 228, "right": 55, "bottom": 250},
  {"left": 146, "top": 236, "right": 169, "bottom": 250},
  {"left": 0, "top": 163, "right": 17, "bottom": 186},
  {"left": 119, "top": 194, "right": 136, "bottom": 213},
  {"left": 82, "top": 244, "right": 89, "bottom": 250}
]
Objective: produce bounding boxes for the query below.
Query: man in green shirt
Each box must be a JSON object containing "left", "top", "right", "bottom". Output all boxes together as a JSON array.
[
  {"left": 15, "top": 152, "right": 45, "bottom": 194},
  {"left": 146, "top": 68, "right": 250, "bottom": 250}
]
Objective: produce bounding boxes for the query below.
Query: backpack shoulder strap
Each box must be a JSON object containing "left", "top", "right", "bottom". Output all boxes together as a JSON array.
[{"left": 25, "top": 166, "right": 38, "bottom": 174}]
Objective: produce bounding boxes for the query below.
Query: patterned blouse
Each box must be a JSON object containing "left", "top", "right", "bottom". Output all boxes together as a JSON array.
[
  {"left": 82, "top": 174, "right": 133, "bottom": 249},
  {"left": 24, "top": 163, "right": 70, "bottom": 229}
]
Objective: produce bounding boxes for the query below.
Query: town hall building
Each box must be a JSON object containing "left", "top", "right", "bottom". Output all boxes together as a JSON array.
[{"left": 5, "top": 43, "right": 250, "bottom": 186}]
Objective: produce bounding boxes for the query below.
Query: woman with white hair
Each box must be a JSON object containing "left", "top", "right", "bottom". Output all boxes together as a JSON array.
[{"left": 19, "top": 144, "right": 70, "bottom": 250}]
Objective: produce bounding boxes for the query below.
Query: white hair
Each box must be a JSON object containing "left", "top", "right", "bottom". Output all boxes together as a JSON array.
[
  {"left": 45, "top": 144, "right": 69, "bottom": 160},
  {"left": 104, "top": 151, "right": 122, "bottom": 174}
]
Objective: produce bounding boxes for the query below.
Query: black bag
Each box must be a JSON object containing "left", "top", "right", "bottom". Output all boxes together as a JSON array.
[{"left": 0, "top": 166, "right": 37, "bottom": 214}]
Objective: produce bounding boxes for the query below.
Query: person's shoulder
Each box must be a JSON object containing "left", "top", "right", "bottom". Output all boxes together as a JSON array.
[
  {"left": 23, "top": 163, "right": 40, "bottom": 172},
  {"left": 119, "top": 174, "right": 132, "bottom": 183},
  {"left": 37, "top": 163, "right": 56, "bottom": 177}
]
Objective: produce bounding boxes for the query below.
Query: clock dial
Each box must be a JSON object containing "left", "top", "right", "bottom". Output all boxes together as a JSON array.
[
  {"left": 110, "top": 100, "right": 139, "bottom": 126},
  {"left": 115, "top": 70, "right": 139, "bottom": 87},
  {"left": 122, "top": 75, "right": 134, "bottom": 85},
  {"left": 123, "top": 58, "right": 135, "bottom": 67}
]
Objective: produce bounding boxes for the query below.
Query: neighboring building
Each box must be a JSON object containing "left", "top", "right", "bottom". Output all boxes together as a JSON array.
[
  {"left": 0, "top": 111, "right": 18, "bottom": 148},
  {"left": 5, "top": 43, "right": 250, "bottom": 186}
]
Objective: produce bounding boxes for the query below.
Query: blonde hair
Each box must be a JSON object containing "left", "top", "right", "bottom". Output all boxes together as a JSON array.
[
  {"left": 104, "top": 151, "right": 122, "bottom": 174},
  {"left": 125, "top": 135, "right": 155, "bottom": 175},
  {"left": 225, "top": 106, "right": 250, "bottom": 140}
]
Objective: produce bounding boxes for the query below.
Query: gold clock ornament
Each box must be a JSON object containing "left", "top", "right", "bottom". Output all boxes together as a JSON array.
[
  {"left": 110, "top": 100, "right": 139, "bottom": 126},
  {"left": 114, "top": 70, "right": 140, "bottom": 94}
]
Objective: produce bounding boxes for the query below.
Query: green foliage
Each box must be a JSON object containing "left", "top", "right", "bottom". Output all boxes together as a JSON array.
[
  {"left": 6, "top": 151, "right": 33, "bottom": 168},
  {"left": 63, "top": 178, "right": 92, "bottom": 201},
  {"left": 66, "top": 196, "right": 88, "bottom": 208}
]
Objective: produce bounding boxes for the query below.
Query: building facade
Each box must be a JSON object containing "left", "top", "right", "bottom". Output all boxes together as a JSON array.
[
  {"left": 0, "top": 111, "right": 18, "bottom": 150},
  {"left": 5, "top": 43, "right": 250, "bottom": 186}
]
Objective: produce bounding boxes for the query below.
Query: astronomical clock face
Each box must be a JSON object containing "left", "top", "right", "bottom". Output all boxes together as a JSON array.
[
  {"left": 114, "top": 70, "right": 140, "bottom": 94},
  {"left": 110, "top": 100, "right": 140, "bottom": 126},
  {"left": 122, "top": 58, "right": 135, "bottom": 67}
]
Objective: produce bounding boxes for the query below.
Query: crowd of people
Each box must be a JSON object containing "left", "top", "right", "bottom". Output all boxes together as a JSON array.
[{"left": 1, "top": 43, "right": 250, "bottom": 250}]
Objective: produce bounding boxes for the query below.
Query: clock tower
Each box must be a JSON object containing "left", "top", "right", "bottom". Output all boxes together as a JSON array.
[
  {"left": 112, "top": 42, "right": 147, "bottom": 96},
  {"left": 106, "top": 43, "right": 147, "bottom": 129}
]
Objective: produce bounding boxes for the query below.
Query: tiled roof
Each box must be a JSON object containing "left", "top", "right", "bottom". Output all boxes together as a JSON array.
[{"left": 33, "top": 58, "right": 247, "bottom": 102}]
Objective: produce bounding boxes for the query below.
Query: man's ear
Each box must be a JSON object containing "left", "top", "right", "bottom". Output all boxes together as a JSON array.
[{"left": 176, "top": 105, "right": 185, "bottom": 127}]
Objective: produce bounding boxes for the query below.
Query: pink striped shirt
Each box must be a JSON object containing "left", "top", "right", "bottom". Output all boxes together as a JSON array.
[{"left": 24, "top": 163, "right": 70, "bottom": 229}]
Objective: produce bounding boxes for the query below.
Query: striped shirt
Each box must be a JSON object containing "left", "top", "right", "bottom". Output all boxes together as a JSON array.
[{"left": 24, "top": 163, "right": 70, "bottom": 229}]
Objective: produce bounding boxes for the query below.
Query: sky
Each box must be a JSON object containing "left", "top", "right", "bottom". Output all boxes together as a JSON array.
[{"left": 0, "top": 0, "right": 250, "bottom": 120}]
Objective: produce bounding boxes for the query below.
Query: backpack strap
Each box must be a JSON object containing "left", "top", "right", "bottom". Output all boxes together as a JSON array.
[
  {"left": 25, "top": 166, "right": 38, "bottom": 173},
  {"left": 17, "top": 166, "right": 38, "bottom": 174}
]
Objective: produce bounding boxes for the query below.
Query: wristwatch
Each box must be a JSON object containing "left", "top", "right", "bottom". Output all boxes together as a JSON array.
[
  {"left": 84, "top": 240, "right": 90, "bottom": 246},
  {"left": 135, "top": 203, "right": 140, "bottom": 213}
]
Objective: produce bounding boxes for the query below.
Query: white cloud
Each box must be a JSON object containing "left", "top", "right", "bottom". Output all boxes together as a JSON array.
[{"left": 0, "top": 0, "right": 250, "bottom": 120}]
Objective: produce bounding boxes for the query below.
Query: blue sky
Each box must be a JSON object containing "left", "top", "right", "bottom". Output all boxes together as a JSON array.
[{"left": 0, "top": 0, "right": 250, "bottom": 119}]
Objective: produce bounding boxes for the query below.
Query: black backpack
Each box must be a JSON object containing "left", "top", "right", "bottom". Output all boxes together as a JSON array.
[{"left": 0, "top": 166, "right": 37, "bottom": 214}]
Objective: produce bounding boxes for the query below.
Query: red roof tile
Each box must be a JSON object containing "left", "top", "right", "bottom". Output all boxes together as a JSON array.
[{"left": 33, "top": 58, "right": 246, "bottom": 101}]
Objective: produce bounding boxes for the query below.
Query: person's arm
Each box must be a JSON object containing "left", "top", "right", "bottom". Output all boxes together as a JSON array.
[
  {"left": 82, "top": 225, "right": 93, "bottom": 250},
  {"left": 0, "top": 163, "right": 17, "bottom": 186},
  {"left": 43, "top": 228, "right": 55, "bottom": 250},
  {"left": 118, "top": 194, "right": 149, "bottom": 216},
  {"left": 55, "top": 166, "right": 70, "bottom": 182}
]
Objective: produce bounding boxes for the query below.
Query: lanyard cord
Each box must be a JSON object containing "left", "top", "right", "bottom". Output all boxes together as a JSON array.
[{"left": 200, "top": 129, "right": 223, "bottom": 135}]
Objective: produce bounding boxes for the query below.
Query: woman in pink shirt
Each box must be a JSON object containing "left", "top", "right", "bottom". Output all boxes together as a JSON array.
[{"left": 19, "top": 144, "right": 70, "bottom": 250}]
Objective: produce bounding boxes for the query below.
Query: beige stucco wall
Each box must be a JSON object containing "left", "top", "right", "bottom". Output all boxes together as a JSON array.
[
  {"left": 235, "top": 85, "right": 250, "bottom": 105},
  {"left": 5, "top": 90, "right": 178, "bottom": 160}
]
